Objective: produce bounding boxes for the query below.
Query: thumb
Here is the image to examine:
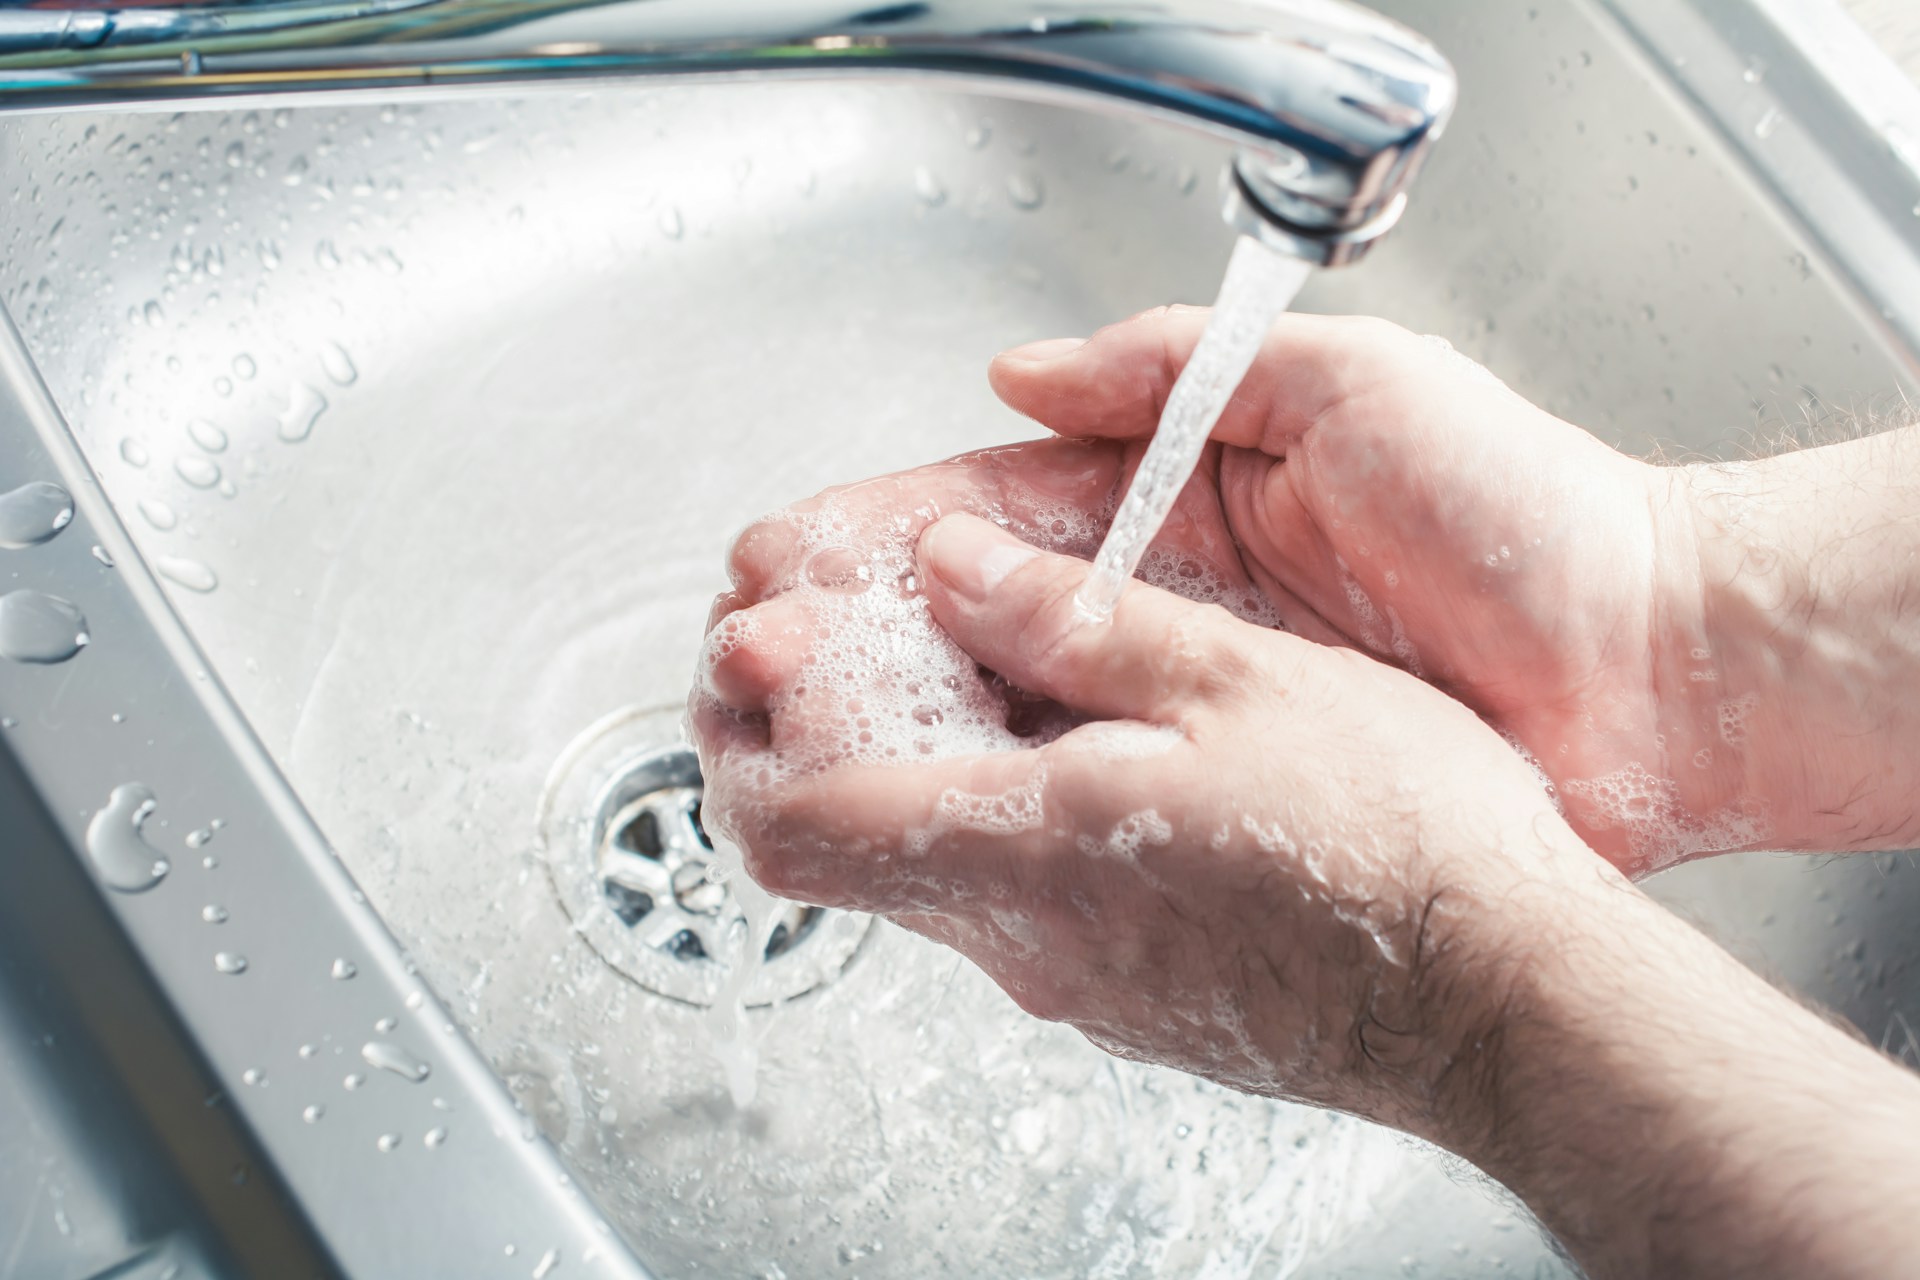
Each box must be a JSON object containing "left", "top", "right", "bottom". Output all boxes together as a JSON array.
[
  {"left": 988, "top": 309, "right": 1416, "bottom": 456},
  {"left": 915, "top": 513, "right": 1242, "bottom": 722}
]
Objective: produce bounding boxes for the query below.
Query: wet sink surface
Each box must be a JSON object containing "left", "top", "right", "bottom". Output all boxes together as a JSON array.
[{"left": 6, "top": 1, "right": 1920, "bottom": 1275}]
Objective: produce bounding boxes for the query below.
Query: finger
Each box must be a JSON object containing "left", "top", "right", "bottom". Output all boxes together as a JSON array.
[
  {"left": 705, "top": 589, "right": 748, "bottom": 634},
  {"left": 687, "top": 688, "right": 769, "bottom": 762},
  {"left": 915, "top": 512, "right": 1249, "bottom": 722},
  {"left": 699, "top": 595, "right": 816, "bottom": 714},
  {"left": 725, "top": 440, "right": 1130, "bottom": 604},
  {"left": 729, "top": 748, "right": 1056, "bottom": 912},
  {"left": 989, "top": 310, "right": 1428, "bottom": 455}
]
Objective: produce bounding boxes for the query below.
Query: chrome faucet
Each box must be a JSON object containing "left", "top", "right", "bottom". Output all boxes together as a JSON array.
[{"left": 0, "top": 0, "right": 1454, "bottom": 265}]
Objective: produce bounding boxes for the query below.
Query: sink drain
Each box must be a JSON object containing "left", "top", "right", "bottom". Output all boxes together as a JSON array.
[{"left": 540, "top": 707, "right": 870, "bottom": 1007}]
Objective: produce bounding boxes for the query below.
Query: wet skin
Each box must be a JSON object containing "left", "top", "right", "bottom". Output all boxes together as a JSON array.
[{"left": 693, "top": 309, "right": 1920, "bottom": 1280}]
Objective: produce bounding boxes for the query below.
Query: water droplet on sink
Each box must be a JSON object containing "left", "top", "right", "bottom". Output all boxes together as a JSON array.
[
  {"left": 139, "top": 499, "right": 177, "bottom": 531},
  {"left": 90, "top": 545, "right": 114, "bottom": 568},
  {"left": 187, "top": 418, "right": 228, "bottom": 452},
  {"left": 242, "top": 1066, "right": 265, "bottom": 1085},
  {"left": 0, "top": 590, "right": 89, "bottom": 664},
  {"left": 276, "top": 383, "right": 328, "bottom": 442},
  {"left": 320, "top": 341, "right": 357, "bottom": 386},
  {"left": 84, "top": 783, "right": 170, "bottom": 892},
  {"left": 214, "top": 951, "right": 248, "bottom": 974},
  {"left": 344, "top": 1072, "right": 366, "bottom": 1090},
  {"left": 658, "top": 205, "right": 684, "bottom": 240},
  {"left": 533, "top": 1249, "right": 559, "bottom": 1278},
  {"left": 186, "top": 826, "right": 215, "bottom": 848},
  {"left": 119, "top": 438, "right": 150, "bottom": 468},
  {"left": 201, "top": 903, "right": 228, "bottom": 923},
  {"left": 376, "top": 1132, "right": 400, "bottom": 1152},
  {"left": 1007, "top": 171, "right": 1045, "bottom": 210},
  {"left": 174, "top": 456, "right": 221, "bottom": 488},
  {"left": 965, "top": 120, "right": 992, "bottom": 150},
  {"left": 224, "top": 140, "right": 246, "bottom": 169},
  {"left": 374, "top": 1016, "right": 397, "bottom": 1033},
  {"left": 302, "top": 1104, "right": 324, "bottom": 1123},
  {"left": 315, "top": 240, "right": 341, "bottom": 270},
  {"left": 424, "top": 1125, "right": 447, "bottom": 1148},
  {"left": 0, "top": 481, "right": 74, "bottom": 548},
  {"left": 331, "top": 958, "right": 357, "bottom": 980},
  {"left": 143, "top": 300, "right": 165, "bottom": 328},
  {"left": 1754, "top": 106, "right": 1781, "bottom": 140},
  {"left": 362, "top": 1039, "right": 432, "bottom": 1082},
  {"left": 913, "top": 167, "right": 947, "bottom": 207},
  {"left": 155, "top": 556, "right": 219, "bottom": 593}
]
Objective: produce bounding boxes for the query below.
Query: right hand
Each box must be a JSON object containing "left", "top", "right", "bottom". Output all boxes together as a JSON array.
[{"left": 989, "top": 311, "right": 1758, "bottom": 875}]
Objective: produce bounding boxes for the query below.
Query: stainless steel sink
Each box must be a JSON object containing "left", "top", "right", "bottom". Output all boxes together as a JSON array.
[{"left": 4, "top": 1, "right": 1920, "bottom": 1276}]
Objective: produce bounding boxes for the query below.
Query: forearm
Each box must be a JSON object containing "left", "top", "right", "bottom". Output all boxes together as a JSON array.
[
  {"left": 1679, "top": 425, "right": 1920, "bottom": 851},
  {"left": 1430, "top": 869, "right": 1920, "bottom": 1279}
]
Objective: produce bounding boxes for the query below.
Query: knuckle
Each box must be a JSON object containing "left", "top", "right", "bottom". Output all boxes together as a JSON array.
[
  {"left": 1009, "top": 556, "right": 1092, "bottom": 672},
  {"left": 1186, "top": 624, "right": 1256, "bottom": 701},
  {"left": 725, "top": 515, "right": 804, "bottom": 595},
  {"left": 741, "top": 841, "right": 799, "bottom": 898}
]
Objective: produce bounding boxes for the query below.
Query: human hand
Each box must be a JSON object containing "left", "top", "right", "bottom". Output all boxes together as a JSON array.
[
  {"left": 990, "top": 312, "right": 1764, "bottom": 875},
  {"left": 694, "top": 496, "right": 1616, "bottom": 1131},
  {"left": 692, "top": 486, "right": 1920, "bottom": 1280},
  {"left": 687, "top": 316, "right": 1920, "bottom": 1280}
]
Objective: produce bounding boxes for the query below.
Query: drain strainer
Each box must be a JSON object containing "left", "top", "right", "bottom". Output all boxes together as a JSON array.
[{"left": 539, "top": 707, "right": 870, "bottom": 1007}]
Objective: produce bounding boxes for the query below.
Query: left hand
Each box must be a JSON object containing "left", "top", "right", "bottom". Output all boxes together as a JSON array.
[{"left": 692, "top": 499, "right": 1619, "bottom": 1132}]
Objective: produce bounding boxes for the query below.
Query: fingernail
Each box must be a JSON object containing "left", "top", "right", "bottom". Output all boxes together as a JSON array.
[
  {"left": 920, "top": 515, "right": 1038, "bottom": 602},
  {"left": 997, "top": 337, "right": 1087, "bottom": 364}
]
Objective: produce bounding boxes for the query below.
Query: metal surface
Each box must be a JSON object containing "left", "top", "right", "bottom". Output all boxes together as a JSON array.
[
  {"left": 542, "top": 729, "right": 871, "bottom": 1007},
  {"left": 0, "top": 314, "right": 648, "bottom": 1278},
  {"left": 0, "top": 721, "right": 339, "bottom": 1280},
  {"left": 3, "top": 0, "right": 1920, "bottom": 1275},
  {"left": 0, "top": 0, "right": 1456, "bottom": 263},
  {"left": 1597, "top": 0, "right": 1920, "bottom": 366}
]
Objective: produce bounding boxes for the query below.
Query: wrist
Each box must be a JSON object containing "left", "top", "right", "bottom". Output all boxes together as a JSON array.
[
  {"left": 1550, "top": 463, "right": 1769, "bottom": 876},
  {"left": 1679, "top": 443, "right": 1920, "bottom": 852},
  {"left": 1425, "top": 848, "right": 1920, "bottom": 1279},
  {"left": 1358, "top": 815, "right": 1651, "bottom": 1149}
]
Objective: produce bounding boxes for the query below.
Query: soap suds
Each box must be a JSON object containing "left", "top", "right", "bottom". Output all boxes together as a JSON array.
[
  {"left": 1066, "top": 720, "right": 1185, "bottom": 763},
  {"left": 1717, "top": 693, "right": 1758, "bottom": 746},
  {"left": 1563, "top": 761, "right": 1767, "bottom": 871},
  {"left": 1333, "top": 557, "right": 1388, "bottom": 656},
  {"left": 910, "top": 769, "right": 1051, "bottom": 856}
]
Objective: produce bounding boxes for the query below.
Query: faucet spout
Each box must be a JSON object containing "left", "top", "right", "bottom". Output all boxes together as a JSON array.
[{"left": 0, "top": 0, "right": 1454, "bottom": 265}]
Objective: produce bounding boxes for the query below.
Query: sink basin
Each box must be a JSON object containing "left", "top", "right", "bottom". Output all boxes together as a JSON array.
[{"left": 4, "top": 1, "right": 1920, "bottom": 1276}]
